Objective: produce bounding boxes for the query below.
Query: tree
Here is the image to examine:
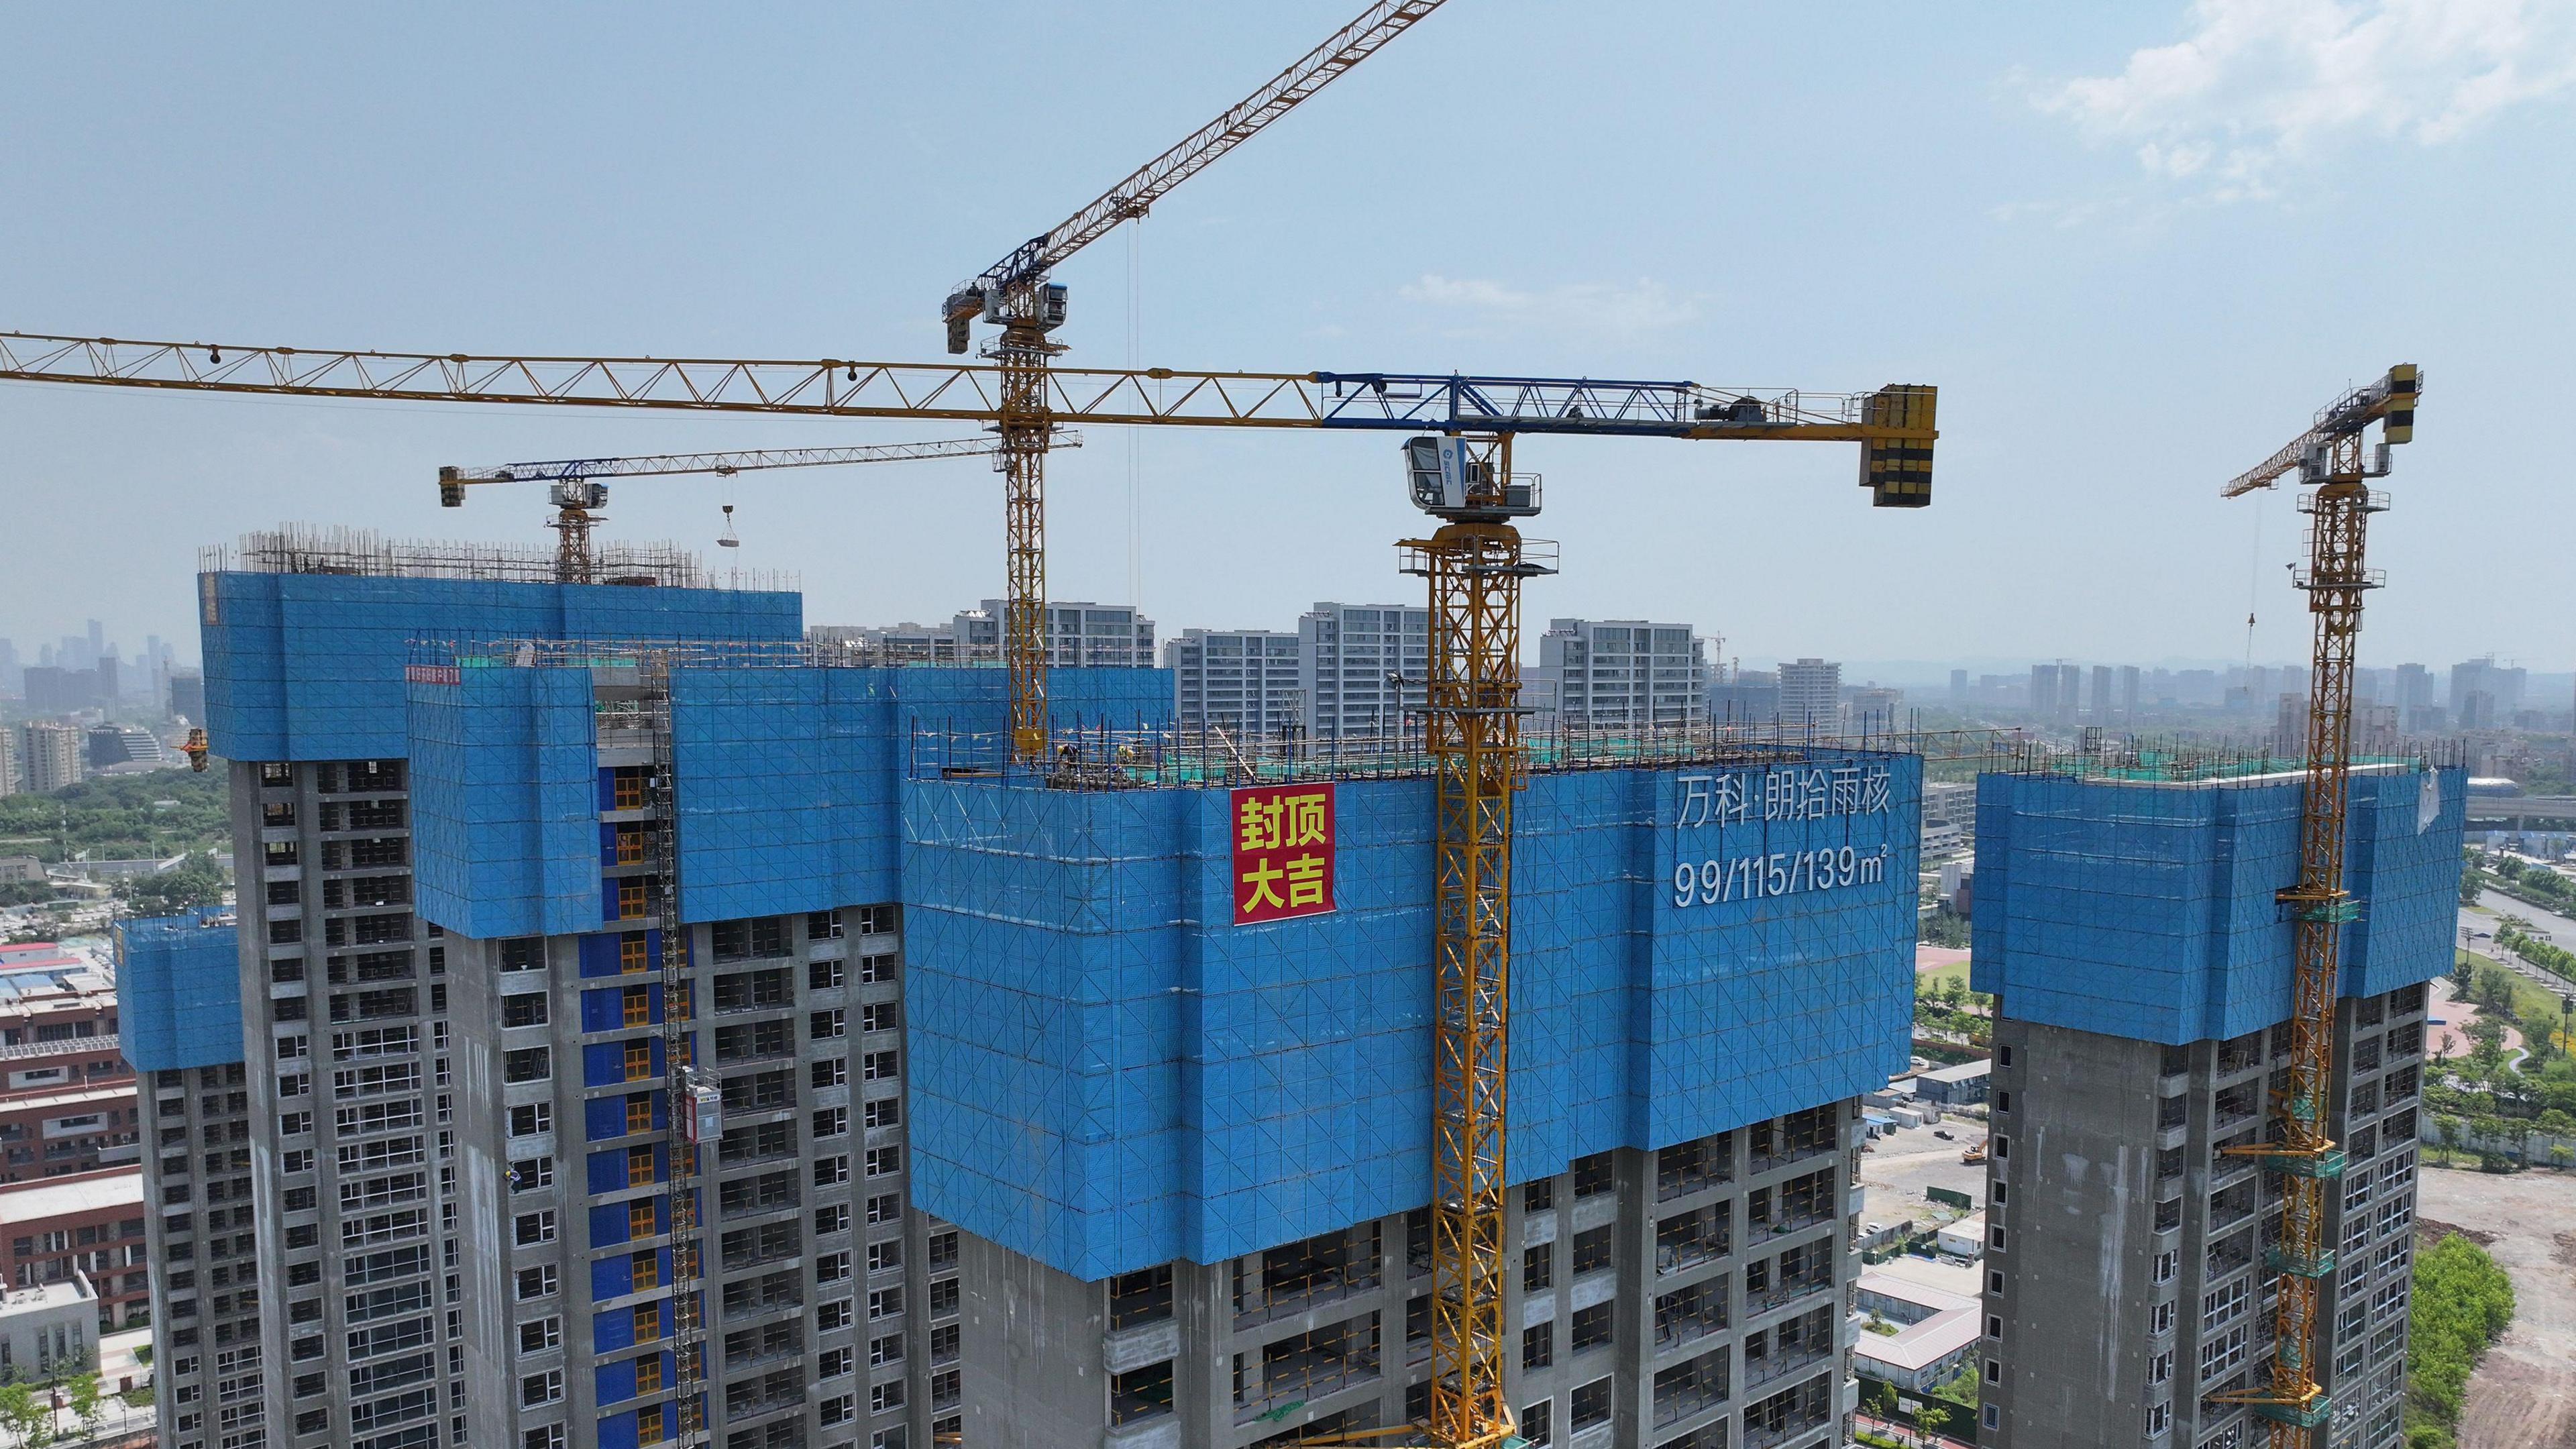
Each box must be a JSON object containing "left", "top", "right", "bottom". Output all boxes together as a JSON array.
[
  {"left": 62, "top": 1374, "right": 100, "bottom": 1439},
  {"left": 2406, "top": 1233, "right": 2514, "bottom": 1435},
  {"left": 117, "top": 853, "right": 227, "bottom": 915},
  {"left": 0, "top": 1383, "right": 49, "bottom": 1449},
  {"left": 2434, "top": 1114, "right": 2466, "bottom": 1160}
]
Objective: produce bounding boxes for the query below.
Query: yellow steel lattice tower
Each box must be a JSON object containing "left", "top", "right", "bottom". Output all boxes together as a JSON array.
[
  {"left": 2216, "top": 364, "right": 2418, "bottom": 1442},
  {"left": 1402, "top": 482, "right": 1552, "bottom": 1447}
]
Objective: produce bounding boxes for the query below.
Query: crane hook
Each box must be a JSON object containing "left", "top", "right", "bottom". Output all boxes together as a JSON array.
[{"left": 718, "top": 502, "right": 739, "bottom": 549}]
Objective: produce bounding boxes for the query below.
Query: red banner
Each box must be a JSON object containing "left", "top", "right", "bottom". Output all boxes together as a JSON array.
[{"left": 1230, "top": 782, "right": 1336, "bottom": 924}]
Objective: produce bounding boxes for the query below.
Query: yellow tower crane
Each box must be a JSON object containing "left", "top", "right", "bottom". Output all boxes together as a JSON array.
[
  {"left": 2214, "top": 364, "right": 2420, "bottom": 1442},
  {"left": 0, "top": 339, "right": 1933, "bottom": 1449},
  {"left": 940, "top": 0, "right": 1450, "bottom": 764},
  {"left": 0, "top": 19, "right": 1938, "bottom": 1449}
]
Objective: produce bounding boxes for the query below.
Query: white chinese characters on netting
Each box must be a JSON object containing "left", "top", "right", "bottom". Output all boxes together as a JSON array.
[{"left": 1670, "top": 763, "right": 1894, "bottom": 908}]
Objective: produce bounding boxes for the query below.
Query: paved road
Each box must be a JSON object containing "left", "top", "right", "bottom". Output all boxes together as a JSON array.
[
  {"left": 2417, "top": 1166, "right": 2576, "bottom": 1449},
  {"left": 2460, "top": 891, "right": 2576, "bottom": 1006}
]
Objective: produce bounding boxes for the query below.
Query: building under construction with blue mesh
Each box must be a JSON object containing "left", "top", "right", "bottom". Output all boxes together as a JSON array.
[
  {"left": 1971, "top": 747, "right": 2466, "bottom": 1449},
  {"left": 160, "top": 526, "right": 1930, "bottom": 1449}
]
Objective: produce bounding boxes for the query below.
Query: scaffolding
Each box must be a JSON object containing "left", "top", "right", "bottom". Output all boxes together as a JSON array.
[{"left": 198, "top": 523, "right": 792, "bottom": 591}]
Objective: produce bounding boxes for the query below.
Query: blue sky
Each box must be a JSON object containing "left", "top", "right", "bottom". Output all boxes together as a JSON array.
[{"left": 3, "top": 1, "right": 2570, "bottom": 678}]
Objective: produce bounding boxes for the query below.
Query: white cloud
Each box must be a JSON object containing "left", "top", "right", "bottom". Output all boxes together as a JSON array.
[
  {"left": 2040, "top": 0, "right": 2576, "bottom": 199},
  {"left": 1399, "top": 273, "right": 1703, "bottom": 339}
]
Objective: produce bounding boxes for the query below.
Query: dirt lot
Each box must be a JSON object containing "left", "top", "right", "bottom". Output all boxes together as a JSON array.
[
  {"left": 1858, "top": 1115, "right": 1989, "bottom": 1234},
  {"left": 2416, "top": 1165, "right": 2576, "bottom": 1448}
]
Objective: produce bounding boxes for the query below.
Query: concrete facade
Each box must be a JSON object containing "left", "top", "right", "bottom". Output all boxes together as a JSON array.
[
  {"left": 1982, "top": 983, "right": 2428, "bottom": 1449},
  {"left": 959, "top": 1108, "right": 1862, "bottom": 1449},
  {"left": 443, "top": 902, "right": 954, "bottom": 1449},
  {"left": 138, "top": 1058, "right": 261, "bottom": 1449}
]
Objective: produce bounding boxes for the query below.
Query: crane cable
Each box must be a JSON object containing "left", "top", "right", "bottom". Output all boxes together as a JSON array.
[
  {"left": 2243, "top": 482, "right": 2265, "bottom": 679},
  {"left": 1127, "top": 219, "right": 1145, "bottom": 610}
]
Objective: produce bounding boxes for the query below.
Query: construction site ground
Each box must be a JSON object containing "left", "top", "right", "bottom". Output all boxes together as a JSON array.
[
  {"left": 2418, "top": 1164, "right": 2576, "bottom": 1449},
  {"left": 1858, "top": 1112, "right": 1990, "bottom": 1236}
]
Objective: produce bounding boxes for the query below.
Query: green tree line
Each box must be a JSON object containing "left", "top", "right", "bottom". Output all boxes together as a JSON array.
[{"left": 2403, "top": 1234, "right": 2515, "bottom": 1448}]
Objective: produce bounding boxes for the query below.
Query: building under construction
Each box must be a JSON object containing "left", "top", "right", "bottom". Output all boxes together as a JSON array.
[
  {"left": 1971, "top": 746, "right": 2465, "bottom": 1449},
  {"left": 140, "top": 527, "right": 1929, "bottom": 1449}
]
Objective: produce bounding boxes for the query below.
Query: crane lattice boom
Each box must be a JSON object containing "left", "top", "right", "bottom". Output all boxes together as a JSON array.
[
  {"left": 947, "top": 0, "right": 1448, "bottom": 306},
  {"left": 440, "top": 433, "right": 1078, "bottom": 486}
]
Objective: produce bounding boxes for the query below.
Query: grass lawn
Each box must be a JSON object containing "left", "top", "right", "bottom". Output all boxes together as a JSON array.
[
  {"left": 1916, "top": 961, "right": 1972, "bottom": 996},
  {"left": 2451, "top": 949, "right": 2573, "bottom": 1032}
]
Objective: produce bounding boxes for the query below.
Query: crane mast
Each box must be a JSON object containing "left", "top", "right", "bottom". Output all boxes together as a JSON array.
[
  {"left": 942, "top": 0, "right": 1448, "bottom": 761},
  {"left": 2216, "top": 365, "right": 2418, "bottom": 1444}
]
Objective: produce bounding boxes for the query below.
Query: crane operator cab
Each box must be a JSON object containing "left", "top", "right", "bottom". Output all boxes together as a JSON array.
[{"left": 1403, "top": 434, "right": 1541, "bottom": 521}]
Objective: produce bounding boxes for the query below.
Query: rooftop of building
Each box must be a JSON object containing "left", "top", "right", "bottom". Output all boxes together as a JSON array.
[
  {"left": 1858, "top": 1266, "right": 1978, "bottom": 1317},
  {"left": 1867, "top": 1254, "right": 1984, "bottom": 1301},
  {"left": 1854, "top": 1299, "right": 1982, "bottom": 1375},
  {"left": 1987, "top": 733, "right": 2464, "bottom": 789},
  {"left": 200, "top": 523, "right": 787, "bottom": 592},
  {"left": 0, "top": 1169, "right": 142, "bottom": 1224},
  {"left": 0, "top": 1278, "right": 94, "bottom": 1313},
  {"left": 0, "top": 1084, "right": 135, "bottom": 1115},
  {"left": 1917, "top": 1059, "right": 1990, "bottom": 1084}
]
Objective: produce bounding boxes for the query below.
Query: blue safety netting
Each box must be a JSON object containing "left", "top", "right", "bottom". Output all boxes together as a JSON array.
[
  {"left": 411, "top": 662, "right": 603, "bottom": 938},
  {"left": 1971, "top": 766, "right": 2466, "bottom": 1043},
  {"left": 201, "top": 571, "right": 800, "bottom": 762},
  {"left": 117, "top": 911, "right": 245, "bottom": 1073},
  {"left": 904, "top": 750, "right": 1920, "bottom": 1281}
]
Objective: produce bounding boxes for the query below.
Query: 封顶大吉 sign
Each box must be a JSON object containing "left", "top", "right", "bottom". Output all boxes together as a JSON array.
[{"left": 1232, "top": 782, "right": 1335, "bottom": 924}]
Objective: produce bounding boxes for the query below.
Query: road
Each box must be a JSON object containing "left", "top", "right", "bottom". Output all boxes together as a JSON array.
[
  {"left": 2459, "top": 891, "right": 2576, "bottom": 1008},
  {"left": 2417, "top": 1166, "right": 2576, "bottom": 1449}
]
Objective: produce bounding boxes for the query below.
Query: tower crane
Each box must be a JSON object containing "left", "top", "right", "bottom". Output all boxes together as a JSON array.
[
  {"left": 0, "top": 360, "right": 1933, "bottom": 1449},
  {"left": 941, "top": 0, "right": 1450, "bottom": 764},
  {"left": 2214, "top": 364, "right": 2420, "bottom": 1443},
  {"left": 0, "top": 349, "right": 1935, "bottom": 1449},
  {"left": 433, "top": 433, "right": 1079, "bottom": 582},
  {"left": 0, "top": 12, "right": 1939, "bottom": 1449}
]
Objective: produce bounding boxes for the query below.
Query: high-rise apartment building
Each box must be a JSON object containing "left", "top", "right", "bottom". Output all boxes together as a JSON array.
[
  {"left": 145, "top": 532, "right": 807, "bottom": 1449},
  {"left": 19, "top": 722, "right": 85, "bottom": 794},
  {"left": 963, "top": 600, "right": 1156, "bottom": 669},
  {"left": 1528, "top": 619, "right": 1706, "bottom": 731},
  {"left": 1776, "top": 659, "right": 1841, "bottom": 728},
  {"left": 1165, "top": 629, "right": 1303, "bottom": 737},
  {"left": 2088, "top": 665, "right": 2114, "bottom": 720},
  {"left": 1297, "top": 602, "right": 1429, "bottom": 739},
  {"left": 1972, "top": 762, "right": 2462, "bottom": 1449},
  {"left": 2121, "top": 665, "right": 2142, "bottom": 721},
  {"left": 161, "top": 523, "right": 1927, "bottom": 1449},
  {"left": 121, "top": 908, "right": 258, "bottom": 1449}
]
